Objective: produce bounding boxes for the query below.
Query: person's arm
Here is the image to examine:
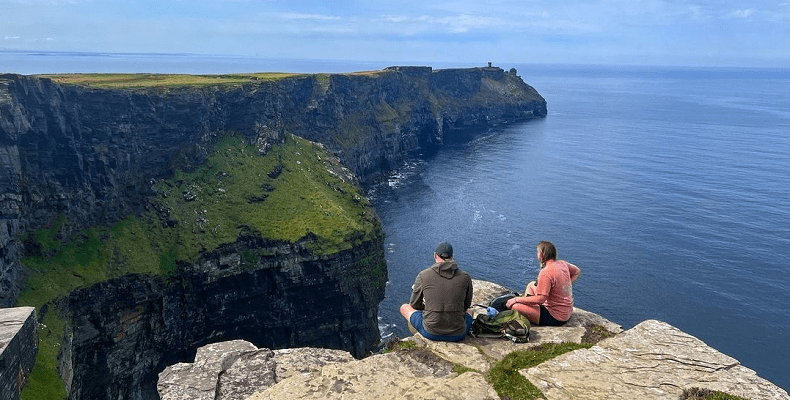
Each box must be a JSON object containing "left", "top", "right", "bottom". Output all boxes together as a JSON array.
[
  {"left": 506, "top": 294, "right": 547, "bottom": 308},
  {"left": 508, "top": 266, "right": 553, "bottom": 308},
  {"left": 409, "top": 274, "right": 425, "bottom": 310},
  {"left": 568, "top": 262, "right": 581, "bottom": 283},
  {"left": 464, "top": 275, "right": 474, "bottom": 310}
]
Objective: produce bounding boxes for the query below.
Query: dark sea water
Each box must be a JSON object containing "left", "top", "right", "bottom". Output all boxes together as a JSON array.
[
  {"left": 371, "top": 64, "right": 790, "bottom": 391},
  {"left": 3, "top": 52, "right": 789, "bottom": 390}
]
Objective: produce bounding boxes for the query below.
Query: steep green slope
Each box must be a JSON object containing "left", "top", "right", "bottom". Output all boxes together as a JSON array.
[{"left": 17, "top": 133, "right": 381, "bottom": 399}]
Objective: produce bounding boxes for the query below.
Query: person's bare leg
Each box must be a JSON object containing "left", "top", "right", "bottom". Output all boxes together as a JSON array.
[
  {"left": 400, "top": 304, "right": 418, "bottom": 334},
  {"left": 525, "top": 281, "right": 537, "bottom": 296},
  {"left": 510, "top": 303, "right": 540, "bottom": 325},
  {"left": 400, "top": 303, "right": 415, "bottom": 319}
]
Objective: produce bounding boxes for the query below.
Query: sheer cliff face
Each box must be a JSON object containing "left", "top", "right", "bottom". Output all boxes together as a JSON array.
[
  {"left": 0, "top": 67, "right": 546, "bottom": 305},
  {"left": 0, "top": 66, "right": 544, "bottom": 399},
  {"left": 0, "top": 67, "right": 545, "bottom": 304},
  {"left": 65, "top": 237, "right": 385, "bottom": 400}
]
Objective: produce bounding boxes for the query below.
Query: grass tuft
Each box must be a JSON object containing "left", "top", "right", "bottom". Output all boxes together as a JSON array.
[
  {"left": 487, "top": 342, "right": 592, "bottom": 400},
  {"left": 680, "top": 387, "right": 750, "bottom": 400},
  {"left": 452, "top": 363, "right": 479, "bottom": 375}
]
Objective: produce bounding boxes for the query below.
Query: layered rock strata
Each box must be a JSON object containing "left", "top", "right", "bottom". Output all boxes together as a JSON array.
[
  {"left": 61, "top": 235, "right": 385, "bottom": 400},
  {"left": 0, "top": 307, "right": 37, "bottom": 400}
]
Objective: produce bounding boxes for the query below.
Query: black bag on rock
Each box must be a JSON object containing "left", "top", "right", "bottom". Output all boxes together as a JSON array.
[{"left": 487, "top": 290, "right": 520, "bottom": 312}]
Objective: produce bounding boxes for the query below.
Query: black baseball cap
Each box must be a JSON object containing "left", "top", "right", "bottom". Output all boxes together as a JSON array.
[{"left": 435, "top": 242, "right": 453, "bottom": 259}]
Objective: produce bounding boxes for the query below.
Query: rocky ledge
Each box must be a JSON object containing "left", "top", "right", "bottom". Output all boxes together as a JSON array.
[
  {"left": 0, "top": 307, "right": 37, "bottom": 400},
  {"left": 157, "top": 280, "right": 789, "bottom": 400}
]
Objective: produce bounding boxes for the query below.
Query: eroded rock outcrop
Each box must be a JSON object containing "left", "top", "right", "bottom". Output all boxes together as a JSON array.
[
  {"left": 523, "top": 319, "right": 788, "bottom": 400},
  {"left": 62, "top": 235, "right": 385, "bottom": 400},
  {"left": 157, "top": 281, "right": 789, "bottom": 400},
  {"left": 157, "top": 341, "right": 354, "bottom": 400}
]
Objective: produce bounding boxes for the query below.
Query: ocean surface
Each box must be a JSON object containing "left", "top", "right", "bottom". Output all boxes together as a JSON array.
[
  {"left": 1, "top": 49, "right": 464, "bottom": 75},
  {"left": 3, "top": 52, "right": 789, "bottom": 390},
  {"left": 370, "top": 64, "right": 790, "bottom": 391}
]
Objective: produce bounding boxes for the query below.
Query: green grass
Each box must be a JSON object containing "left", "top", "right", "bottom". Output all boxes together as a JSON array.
[
  {"left": 36, "top": 70, "right": 388, "bottom": 90},
  {"left": 680, "top": 388, "right": 750, "bottom": 400},
  {"left": 20, "top": 311, "right": 69, "bottom": 400},
  {"left": 153, "top": 134, "right": 380, "bottom": 259},
  {"left": 35, "top": 73, "right": 302, "bottom": 89},
  {"left": 18, "top": 216, "right": 172, "bottom": 306},
  {"left": 452, "top": 363, "right": 480, "bottom": 375},
  {"left": 487, "top": 342, "right": 592, "bottom": 400},
  {"left": 17, "top": 216, "right": 181, "bottom": 400},
  {"left": 17, "top": 133, "right": 382, "bottom": 399}
]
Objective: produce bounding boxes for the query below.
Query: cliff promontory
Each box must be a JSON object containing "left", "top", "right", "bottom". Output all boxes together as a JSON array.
[
  {"left": 157, "top": 281, "right": 790, "bottom": 400},
  {"left": 0, "top": 66, "right": 546, "bottom": 399}
]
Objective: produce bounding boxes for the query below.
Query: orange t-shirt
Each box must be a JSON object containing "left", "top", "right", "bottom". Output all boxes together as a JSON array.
[{"left": 534, "top": 260, "right": 576, "bottom": 321}]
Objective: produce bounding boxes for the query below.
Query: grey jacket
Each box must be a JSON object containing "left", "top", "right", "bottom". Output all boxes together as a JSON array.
[{"left": 409, "top": 260, "right": 473, "bottom": 336}]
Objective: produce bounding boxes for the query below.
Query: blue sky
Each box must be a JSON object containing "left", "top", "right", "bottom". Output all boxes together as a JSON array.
[{"left": 2, "top": 0, "right": 789, "bottom": 67}]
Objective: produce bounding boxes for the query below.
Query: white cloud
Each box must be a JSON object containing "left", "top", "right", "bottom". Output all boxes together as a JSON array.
[
  {"left": 2, "top": 0, "right": 787, "bottom": 66},
  {"left": 377, "top": 13, "right": 501, "bottom": 34},
  {"left": 726, "top": 9, "right": 756, "bottom": 19},
  {"left": 437, "top": 14, "right": 500, "bottom": 33},
  {"left": 272, "top": 12, "right": 341, "bottom": 22}
]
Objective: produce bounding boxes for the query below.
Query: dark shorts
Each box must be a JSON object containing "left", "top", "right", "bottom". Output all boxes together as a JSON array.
[
  {"left": 539, "top": 305, "right": 568, "bottom": 326},
  {"left": 409, "top": 311, "right": 473, "bottom": 342}
]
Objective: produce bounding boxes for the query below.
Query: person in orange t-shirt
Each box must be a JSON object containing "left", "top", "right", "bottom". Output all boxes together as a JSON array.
[{"left": 506, "top": 241, "right": 581, "bottom": 326}]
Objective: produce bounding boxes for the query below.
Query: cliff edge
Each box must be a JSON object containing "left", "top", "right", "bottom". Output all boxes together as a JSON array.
[
  {"left": 0, "top": 307, "right": 37, "bottom": 400},
  {"left": 157, "top": 281, "right": 790, "bottom": 400},
  {"left": 1, "top": 65, "right": 545, "bottom": 307},
  {"left": 0, "top": 66, "right": 545, "bottom": 399}
]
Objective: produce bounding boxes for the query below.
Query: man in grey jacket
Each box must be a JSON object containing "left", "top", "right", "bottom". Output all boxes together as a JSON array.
[{"left": 399, "top": 242, "right": 474, "bottom": 342}]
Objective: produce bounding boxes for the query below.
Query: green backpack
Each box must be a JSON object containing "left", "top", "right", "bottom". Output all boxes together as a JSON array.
[{"left": 470, "top": 309, "right": 530, "bottom": 343}]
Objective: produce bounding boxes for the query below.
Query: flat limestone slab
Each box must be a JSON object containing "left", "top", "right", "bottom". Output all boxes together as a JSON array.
[
  {"left": 0, "top": 307, "right": 36, "bottom": 351},
  {"left": 521, "top": 319, "right": 790, "bottom": 400},
  {"left": 158, "top": 340, "right": 356, "bottom": 400},
  {"left": 396, "top": 280, "right": 624, "bottom": 373},
  {"left": 251, "top": 277, "right": 625, "bottom": 400},
  {"left": 448, "top": 280, "right": 622, "bottom": 369},
  {"left": 158, "top": 340, "right": 266, "bottom": 400},
  {"left": 246, "top": 350, "right": 498, "bottom": 400}
]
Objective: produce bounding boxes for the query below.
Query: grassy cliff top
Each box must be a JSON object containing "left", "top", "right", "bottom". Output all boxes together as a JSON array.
[
  {"left": 35, "top": 72, "right": 303, "bottom": 88},
  {"left": 35, "top": 70, "right": 385, "bottom": 89}
]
